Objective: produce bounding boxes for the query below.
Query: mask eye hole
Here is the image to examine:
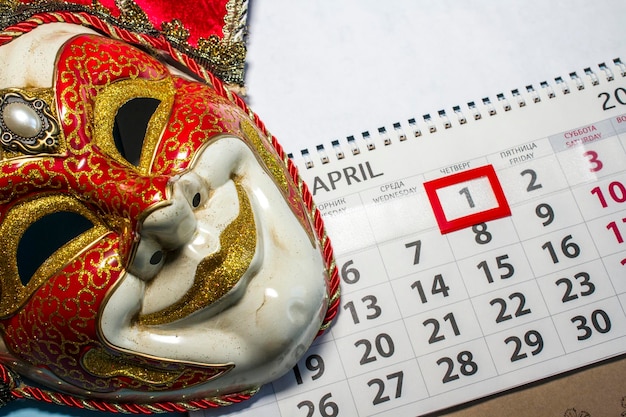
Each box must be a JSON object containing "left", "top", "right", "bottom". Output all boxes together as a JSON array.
[
  {"left": 17, "top": 211, "right": 93, "bottom": 285},
  {"left": 112, "top": 97, "right": 161, "bottom": 166}
]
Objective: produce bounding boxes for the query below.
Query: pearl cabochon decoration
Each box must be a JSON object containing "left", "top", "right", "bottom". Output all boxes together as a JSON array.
[{"left": 2, "top": 102, "right": 43, "bottom": 138}]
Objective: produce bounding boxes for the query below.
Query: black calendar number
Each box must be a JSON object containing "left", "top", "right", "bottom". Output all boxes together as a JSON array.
[
  {"left": 459, "top": 186, "right": 476, "bottom": 208},
  {"left": 477, "top": 254, "right": 514, "bottom": 283},
  {"left": 521, "top": 168, "right": 543, "bottom": 192},
  {"left": 571, "top": 309, "right": 612, "bottom": 341},
  {"left": 504, "top": 330, "right": 544, "bottom": 362},
  {"left": 297, "top": 393, "right": 339, "bottom": 417},
  {"left": 423, "top": 312, "right": 461, "bottom": 344},
  {"left": 598, "top": 87, "right": 626, "bottom": 111},
  {"left": 535, "top": 203, "right": 555, "bottom": 226},
  {"left": 556, "top": 272, "right": 595, "bottom": 303},
  {"left": 541, "top": 234, "right": 581, "bottom": 264},
  {"left": 437, "top": 351, "right": 478, "bottom": 383},
  {"left": 293, "top": 354, "right": 325, "bottom": 385},
  {"left": 472, "top": 223, "right": 492, "bottom": 244},
  {"left": 340, "top": 259, "right": 360, "bottom": 284},
  {"left": 405, "top": 239, "right": 422, "bottom": 265},
  {"left": 355, "top": 333, "right": 395, "bottom": 365},
  {"left": 343, "top": 295, "right": 382, "bottom": 324},
  {"left": 490, "top": 292, "right": 531, "bottom": 323},
  {"left": 367, "top": 371, "right": 404, "bottom": 405},
  {"left": 411, "top": 273, "right": 450, "bottom": 303}
]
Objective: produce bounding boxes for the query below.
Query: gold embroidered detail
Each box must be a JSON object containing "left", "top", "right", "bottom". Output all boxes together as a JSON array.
[
  {"left": 114, "top": 0, "right": 153, "bottom": 33},
  {"left": 160, "top": 0, "right": 247, "bottom": 86},
  {"left": 0, "top": 0, "right": 19, "bottom": 14},
  {"left": 0, "top": 195, "right": 108, "bottom": 317},
  {"left": 161, "top": 19, "right": 189, "bottom": 43},
  {"left": 0, "top": 0, "right": 248, "bottom": 86},
  {"left": 194, "top": 35, "right": 246, "bottom": 87},
  {"left": 138, "top": 178, "right": 256, "bottom": 325},
  {"left": 223, "top": 0, "right": 247, "bottom": 42},
  {"left": 93, "top": 78, "right": 175, "bottom": 175},
  {"left": 0, "top": 88, "right": 63, "bottom": 157}
]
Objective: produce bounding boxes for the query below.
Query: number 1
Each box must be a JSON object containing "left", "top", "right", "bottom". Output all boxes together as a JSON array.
[
  {"left": 607, "top": 218, "right": 626, "bottom": 243},
  {"left": 459, "top": 186, "right": 476, "bottom": 208}
]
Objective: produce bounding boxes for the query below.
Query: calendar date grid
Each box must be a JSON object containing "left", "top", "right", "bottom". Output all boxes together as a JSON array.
[
  {"left": 257, "top": 114, "right": 626, "bottom": 417},
  {"left": 331, "top": 125, "right": 625, "bottom": 402}
]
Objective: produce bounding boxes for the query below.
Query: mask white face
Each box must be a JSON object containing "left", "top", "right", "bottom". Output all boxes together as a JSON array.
[
  {"left": 102, "top": 135, "right": 329, "bottom": 397},
  {"left": 0, "top": 23, "right": 332, "bottom": 403}
]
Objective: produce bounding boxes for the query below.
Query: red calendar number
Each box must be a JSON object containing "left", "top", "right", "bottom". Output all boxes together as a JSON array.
[
  {"left": 424, "top": 165, "right": 511, "bottom": 234},
  {"left": 583, "top": 150, "right": 603, "bottom": 172}
]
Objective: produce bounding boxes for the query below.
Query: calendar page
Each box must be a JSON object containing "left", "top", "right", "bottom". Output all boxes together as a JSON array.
[{"left": 196, "top": 61, "right": 626, "bottom": 416}]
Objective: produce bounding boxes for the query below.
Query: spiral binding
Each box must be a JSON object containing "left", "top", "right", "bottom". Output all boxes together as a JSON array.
[{"left": 291, "top": 58, "right": 626, "bottom": 169}]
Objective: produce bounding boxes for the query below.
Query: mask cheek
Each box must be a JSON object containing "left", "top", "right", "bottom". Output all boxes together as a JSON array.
[{"left": 1, "top": 233, "right": 129, "bottom": 392}]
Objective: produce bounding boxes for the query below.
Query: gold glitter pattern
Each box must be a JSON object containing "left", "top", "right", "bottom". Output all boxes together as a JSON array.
[
  {"left": 56, "top": 35, "right": 169, "bottom": 154},
  {"left": 240, "top": 119, "right": 288, "bottom": 193},
  {"left": 82, "top": 347, "right": 186, "bottom": 385},
  {"left": 82, "top": 348, "right": 183, "bottom": 385},
  {"left": 1, "top": 231, "right": 126, "bottom": 392},
  {"left": 150, "top": 78, "right": 240, "bottom": 175},
  {"left": 0, "top": 195, "right": 108, "bottom": 316},
  {"left": 241, "top": 119, "right": 316, "bottom": 245},
  {"left": 2, "top": 226, "right": 230, "bottom": 392},
  {"left": 82, "top": 347, "right": 233, "bottom": 388},
  {"left": 92, "top": 77, "right": 175, "bottom": 175},
  {"left": 139, "top": 179, "right": 257, "bottom": 325},
  {"left": 138, "top": 178, "right": 255, "bottom": 325}
]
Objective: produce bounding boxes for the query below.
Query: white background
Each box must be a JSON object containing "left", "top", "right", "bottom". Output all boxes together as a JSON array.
[{"left": 245, "top": 0, "right": 626, "bottom": 157}]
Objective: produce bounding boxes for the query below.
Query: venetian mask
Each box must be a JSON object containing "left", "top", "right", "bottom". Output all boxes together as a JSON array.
[{"left": 0, "top": 1, "right": 338, "bottom": 411}]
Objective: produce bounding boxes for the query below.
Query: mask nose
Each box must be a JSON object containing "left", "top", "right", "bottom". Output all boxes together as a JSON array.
[{"left": 128, "top": 173, "right": 206, "bottom": 281}]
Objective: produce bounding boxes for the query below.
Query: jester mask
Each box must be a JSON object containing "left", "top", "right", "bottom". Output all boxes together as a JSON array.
[{"left": 0, "top": 0, "right": 338, "bottom": 412}]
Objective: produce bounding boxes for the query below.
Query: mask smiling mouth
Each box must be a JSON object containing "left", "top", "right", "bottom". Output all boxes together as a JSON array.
[{"left": 137, "top": 178, "right": 258, "bottom": 326}]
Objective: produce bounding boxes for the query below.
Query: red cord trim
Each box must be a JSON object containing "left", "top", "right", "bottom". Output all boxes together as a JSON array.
[{"left": 9, "top": 378, "right": 257, "bottom": 414}]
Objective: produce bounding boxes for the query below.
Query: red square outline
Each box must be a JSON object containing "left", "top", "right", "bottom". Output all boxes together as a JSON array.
[{"left": 423, "top": 164, "right": 511, "bottom": 234}]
